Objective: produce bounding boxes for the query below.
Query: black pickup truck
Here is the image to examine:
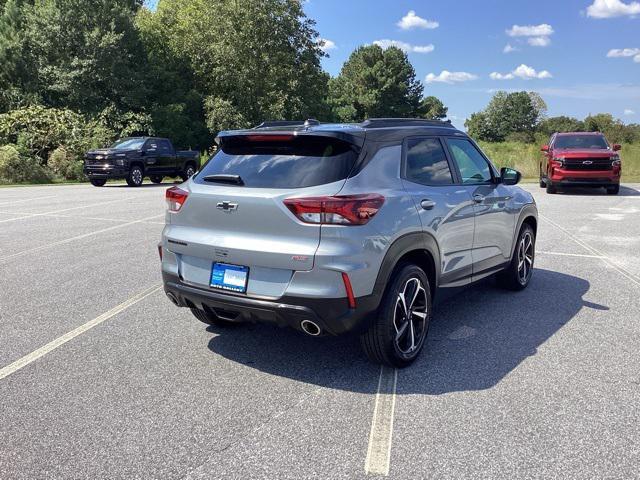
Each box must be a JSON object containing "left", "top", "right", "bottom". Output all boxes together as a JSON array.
[{"left": 84, "top": 137, "right": 200, "bottom": 187}]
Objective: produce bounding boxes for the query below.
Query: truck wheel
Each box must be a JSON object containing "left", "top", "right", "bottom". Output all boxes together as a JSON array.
[
  {"left": 181, "top": 164, "right": 196, "bottom": 181},
  {"left": 497, "top": 223, "right": 535, "bottom": 291},
  {"left": 126, "top": 165, "right": 144, "bottom": 187},
  {"left": 539, "top": 173, "right": 546, "bottom": 188},
  {"left": 90, "top": 179, "right": 107, "bottom": 187},
  {"left": 360, "top": 263, "right": 432, "bottom": 368},
  {"left": 190, "top": 308, "right": 238, "bottom": 327},
  {"left": 149, "top": 175, "right": 164, "bottom": 184},
  {"left": 607, "top": 185, "right": 620, "bottom": 195}
]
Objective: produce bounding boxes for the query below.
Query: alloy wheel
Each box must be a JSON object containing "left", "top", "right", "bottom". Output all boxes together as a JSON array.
[
  {"left": 393, "top": 277, "right": 428, "bottom": 356},
  {"left": 132, "top": 168, "right": 143, "bottom": 185},
  {"left": 517, "top": 231, "right": 534, "bottom": 284}
]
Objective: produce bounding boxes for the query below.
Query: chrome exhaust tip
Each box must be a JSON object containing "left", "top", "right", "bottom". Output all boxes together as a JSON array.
[
  {"left": 300, "top": 320, "right": 321, "bottom": 336},
  {"left": 166, "top": 292, "right": 181, "bottom": 306}
]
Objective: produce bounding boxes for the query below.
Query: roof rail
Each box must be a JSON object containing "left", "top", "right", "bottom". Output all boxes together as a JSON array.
[
  {"left": 360, "top": 118, "right": 454, "bottom": 129},
  {"left": 253, "top": 119, "right": 321, "bottom": 129}
]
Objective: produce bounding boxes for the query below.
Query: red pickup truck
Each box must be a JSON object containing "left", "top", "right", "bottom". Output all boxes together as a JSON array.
[{"left": 539, "top": 132, "right": 621, "bottom": 195}]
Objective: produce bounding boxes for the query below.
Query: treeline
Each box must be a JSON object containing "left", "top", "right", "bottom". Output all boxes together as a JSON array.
[
  {"left": 0, "top": 0, "right": 445, "bottom": 183},
  {"left": 466, "top": 90, "right": 640, "bottom": 145}
]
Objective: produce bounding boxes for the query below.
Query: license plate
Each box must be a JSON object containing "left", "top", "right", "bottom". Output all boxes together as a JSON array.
[{"left": 210, "top": 263, "right": 249, "bottom": 293}]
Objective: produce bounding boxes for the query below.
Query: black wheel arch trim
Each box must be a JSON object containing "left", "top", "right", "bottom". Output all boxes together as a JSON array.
[
  {"left": 372, "top": 232, "right": 441, "bottom": 303},
  {"left": 510, "top": 204, "right": 538, "bottom": 260}
]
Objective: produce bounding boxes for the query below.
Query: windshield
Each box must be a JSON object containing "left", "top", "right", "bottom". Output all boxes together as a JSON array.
[
  {"left": 196, "top": 136, "right": 358, "bottom": 189},
  {"left": 109, "top": 138, "right": 146, "bottom": 150},
  {"left": 554, "top": 135, "right": 609, "bottom": 150}
]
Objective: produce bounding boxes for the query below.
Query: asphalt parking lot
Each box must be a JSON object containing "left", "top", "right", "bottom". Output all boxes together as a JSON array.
[{"left": 1, "top": 182, "right": 639, "bottom": 479}]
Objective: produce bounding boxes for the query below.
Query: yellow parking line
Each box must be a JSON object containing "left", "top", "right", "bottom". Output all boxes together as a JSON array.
[
  {"left": 365, "top": 366, "right": 398, "bottom": 476},
  {"left": 0, "top": 285, "right": 162, "bottom": 381}
]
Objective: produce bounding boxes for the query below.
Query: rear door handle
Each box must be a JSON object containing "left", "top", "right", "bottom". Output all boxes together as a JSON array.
[
  {"left": 473, "top": 194, "right": 485, "bottom": 203},
  {"left": 420, "top": 199, "right": 436, "bottom": 210}
]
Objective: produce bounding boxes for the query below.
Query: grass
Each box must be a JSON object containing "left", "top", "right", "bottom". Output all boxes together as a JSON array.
[{"left": 478, "top": 141, "right": 640, "bottom": 183}]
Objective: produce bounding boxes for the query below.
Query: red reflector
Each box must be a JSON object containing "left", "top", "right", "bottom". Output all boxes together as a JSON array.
[
  {"left": 245, "top": 134, "right": 295, "bottom": 142},
  {"left": 166, "top": 186, "right": 189, "bottom": 212},
  {"left": 158, "top": 245, "right": 163, "bottom": 261},
  {"left": 342, "top": 272, "right": 356, "bottom": 309},
  {"left": 283, "top": 194, "right": 385, "bottom": 225}
]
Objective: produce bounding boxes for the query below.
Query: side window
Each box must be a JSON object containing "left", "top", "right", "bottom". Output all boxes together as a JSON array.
[
  {"left": 446, "top": 138, "right": 492, "bottom": 184},
  {"left": 158, "top": 140, "right": 172, "bottom": 152},
  {"left": 405, "top": 138, "right": 453, "bottom": 185},
  {"left": 146, "top": 141, "right": 158, "bottom": 151}
]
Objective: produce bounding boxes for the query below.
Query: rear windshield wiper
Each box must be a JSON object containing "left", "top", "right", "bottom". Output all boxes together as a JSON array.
[{"left": 202, "top": 174, "right": 244, "bottom": 186}]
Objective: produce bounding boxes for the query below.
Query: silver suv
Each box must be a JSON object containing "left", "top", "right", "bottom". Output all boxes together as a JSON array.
[{"left": 160, "top": 119, "right": 537, "bottom": 367}]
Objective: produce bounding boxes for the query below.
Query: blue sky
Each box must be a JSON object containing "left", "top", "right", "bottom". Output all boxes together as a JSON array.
[
  {"left": 307, "top": 0, "right": 640, "bottom": 127},
  {"left": 146, "top": 0, "right": 639, "bottom": 128}
]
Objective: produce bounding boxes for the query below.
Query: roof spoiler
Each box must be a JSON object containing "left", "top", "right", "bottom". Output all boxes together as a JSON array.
[{"left": 253, "top": 119, "right": 321, "bottom": 129}]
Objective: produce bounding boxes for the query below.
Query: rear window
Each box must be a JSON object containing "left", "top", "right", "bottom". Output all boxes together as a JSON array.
[
  {"left": 195, "top": 136, "right": 358, "bottom": 189},
  {"left": 554, "top": 135, "right": 609, "bottom": 150}
]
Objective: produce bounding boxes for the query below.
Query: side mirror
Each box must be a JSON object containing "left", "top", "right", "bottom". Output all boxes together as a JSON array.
[
  {"left": 500, "top": 167, "right": 521, "bottom": 186},
  {"left": 613, "top": 144, "right": 621, "bottom": 151},
  {"left": 541, "top": 145, "right": 549, "bottom": 152}
]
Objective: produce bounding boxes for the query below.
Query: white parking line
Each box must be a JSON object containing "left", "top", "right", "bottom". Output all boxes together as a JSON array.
[
  {"left": 0, "top": 195, "right": 57, "bottom": 207},
  {"left": 0, "top": 198, "right": 136, "bottom": 224},
  {"left": 0, "top": 285, "right": 162, "bottom": 381},
  {"left": 0, "top": 214, "right": 164, "bottom": 262},
  {"left": 540, "top": 213, "right": 640, "bottom": 287},
  {"left": 538, "top": 251, "right": 605, "bottom": 259},
  {"left": 365, "top": 366, "right": 398, "bottom": 476},
  {"left": 0, "top": 210, "right": 165, "bottom": 225}
]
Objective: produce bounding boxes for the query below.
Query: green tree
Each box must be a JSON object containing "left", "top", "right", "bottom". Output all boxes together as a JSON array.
[
  {"left": 148, "top": 0, "right": 329, "bottom": 134},
  {"left": 419, "top": 96, "right": 448, "bottom": 120},
  {"left": 328, "top": 44, "right": 424, "bottom": 122},
  {"left": 538, "top": 116, "right": 585, "bottom": 137},
  {"left": 466, "top": 91, "right": 546, "bottom": 142},
  {"left": 1, "top": 0, "right": 149, "bottom": 116}
]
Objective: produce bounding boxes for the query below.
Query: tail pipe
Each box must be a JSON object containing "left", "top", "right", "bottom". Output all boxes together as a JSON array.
[{"left": 300, "top": 320, "right": 322, "bottom": 336}]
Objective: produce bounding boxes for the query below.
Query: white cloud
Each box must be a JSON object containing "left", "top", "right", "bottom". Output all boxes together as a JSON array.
[
  {"left": 318, "top": 38, "right": 336, "bottom": 52},
  {"left": 373, "top": 39, "right": 434, "bottom": 54},
  {"left": 507, "top": 24, "right": 554, "bottom": 37},
  {"left": 586, "top": 0, "right": 640, "bottom": 18},
  {"left": 607, "top": 47, "right": 640, "bottom": 62},
  {"left": 503, "top": 44, "right": 519, "bottom": 53},
  {"left": 425, "top": 71, "right": 479, "bottom": 84},
  {"left": 624, "top": 109, "right": 636, "bottom": 115},
  {"left": 397, "top": 10, "right": 439, "bottom": 30},
  {"left": 528, "top": 36, "right": 552, "bottom": 47},
  {"left": 490, "top": 64, "right": 553, "bottom": 80}
]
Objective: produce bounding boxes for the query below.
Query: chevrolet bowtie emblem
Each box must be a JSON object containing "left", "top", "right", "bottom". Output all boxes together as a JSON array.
[{"left": 217, "top": 201, "right": 238, "bottom": 212}]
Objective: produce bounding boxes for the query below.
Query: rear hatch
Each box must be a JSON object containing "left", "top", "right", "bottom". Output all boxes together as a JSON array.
[{"left": 164, "top": 132, "right": 362, "bottom": 296}]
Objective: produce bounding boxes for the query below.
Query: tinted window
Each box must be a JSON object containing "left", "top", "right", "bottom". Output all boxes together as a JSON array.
[
  {"left": 110, "top": 138, "right": 145, "bottom": 150},
  {"left": 158, "top": 139, "right": 172, "bottom": 152},
  {"left": 196, "top": 136, "right": 358, "bottom": 189},
  {"left": 554, "top": 135, "right": 609, "bottom": 150},
  {"left": 405, "top": 138, "right": 453, "bottom": 185},
  {"left": 446, "top": 138, "right": 492, "bottom": 184}
]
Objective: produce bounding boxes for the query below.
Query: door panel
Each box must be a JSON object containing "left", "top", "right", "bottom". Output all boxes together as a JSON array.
[
  {"left": 401, "top": 137, "right": 475, "bottom": 287},
  {"left": 143, "top": 140, "right": 161, "bottom": 174}
]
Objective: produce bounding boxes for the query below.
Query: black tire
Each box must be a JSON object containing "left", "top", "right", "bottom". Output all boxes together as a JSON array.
[
  {"left": 190, "top": 308, "right": 238, "bottom": 327},
  {"left": 360, "top": 263, "right": 432, "bottom": 368},
  {"left": 181, "top": 163, "right": 196, "bottom": 182},
  {"left": 149, "top": 175, "right": 164, "bottom": 184},
  {"left": 606, "top": 184, "right": 620, "bottom": 195},
  {"left": 90, "top": 179, "right": 107, "bottom": 187},
  {"left": 546, "top": 182, "right": 557, "bottom": 194},
  {"left": 126, "top": 165, "right": 144, "bottom": 187},
  {"left": 539, "top": 173, "right": 546, "bottom": 188},
  {"left": 497, "top": 223, "right": 535, "bottom": 291}
]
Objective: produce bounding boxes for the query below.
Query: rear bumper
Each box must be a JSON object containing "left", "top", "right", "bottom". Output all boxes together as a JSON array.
[{"left": 162, "top": 272, "right": 379, "bottom": 336}]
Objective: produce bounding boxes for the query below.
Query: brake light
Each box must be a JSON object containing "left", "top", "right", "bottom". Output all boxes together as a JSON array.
[
  {"left": 283, "top": 194, "right": 385, "bottom": 225},
  {"left": 246, "top": 134, "right": 295, "bottom": 142},
  {"left": 166, "top": 186, "right": 189, "bottom": 212}
]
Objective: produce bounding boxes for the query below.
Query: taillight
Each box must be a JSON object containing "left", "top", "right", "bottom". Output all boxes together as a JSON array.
[
  {"left": 166, "top": 186, "right": 189, "bottom": 212},
  {"left": 284, "top": 194, "right": 385, "bottom": 225}
]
